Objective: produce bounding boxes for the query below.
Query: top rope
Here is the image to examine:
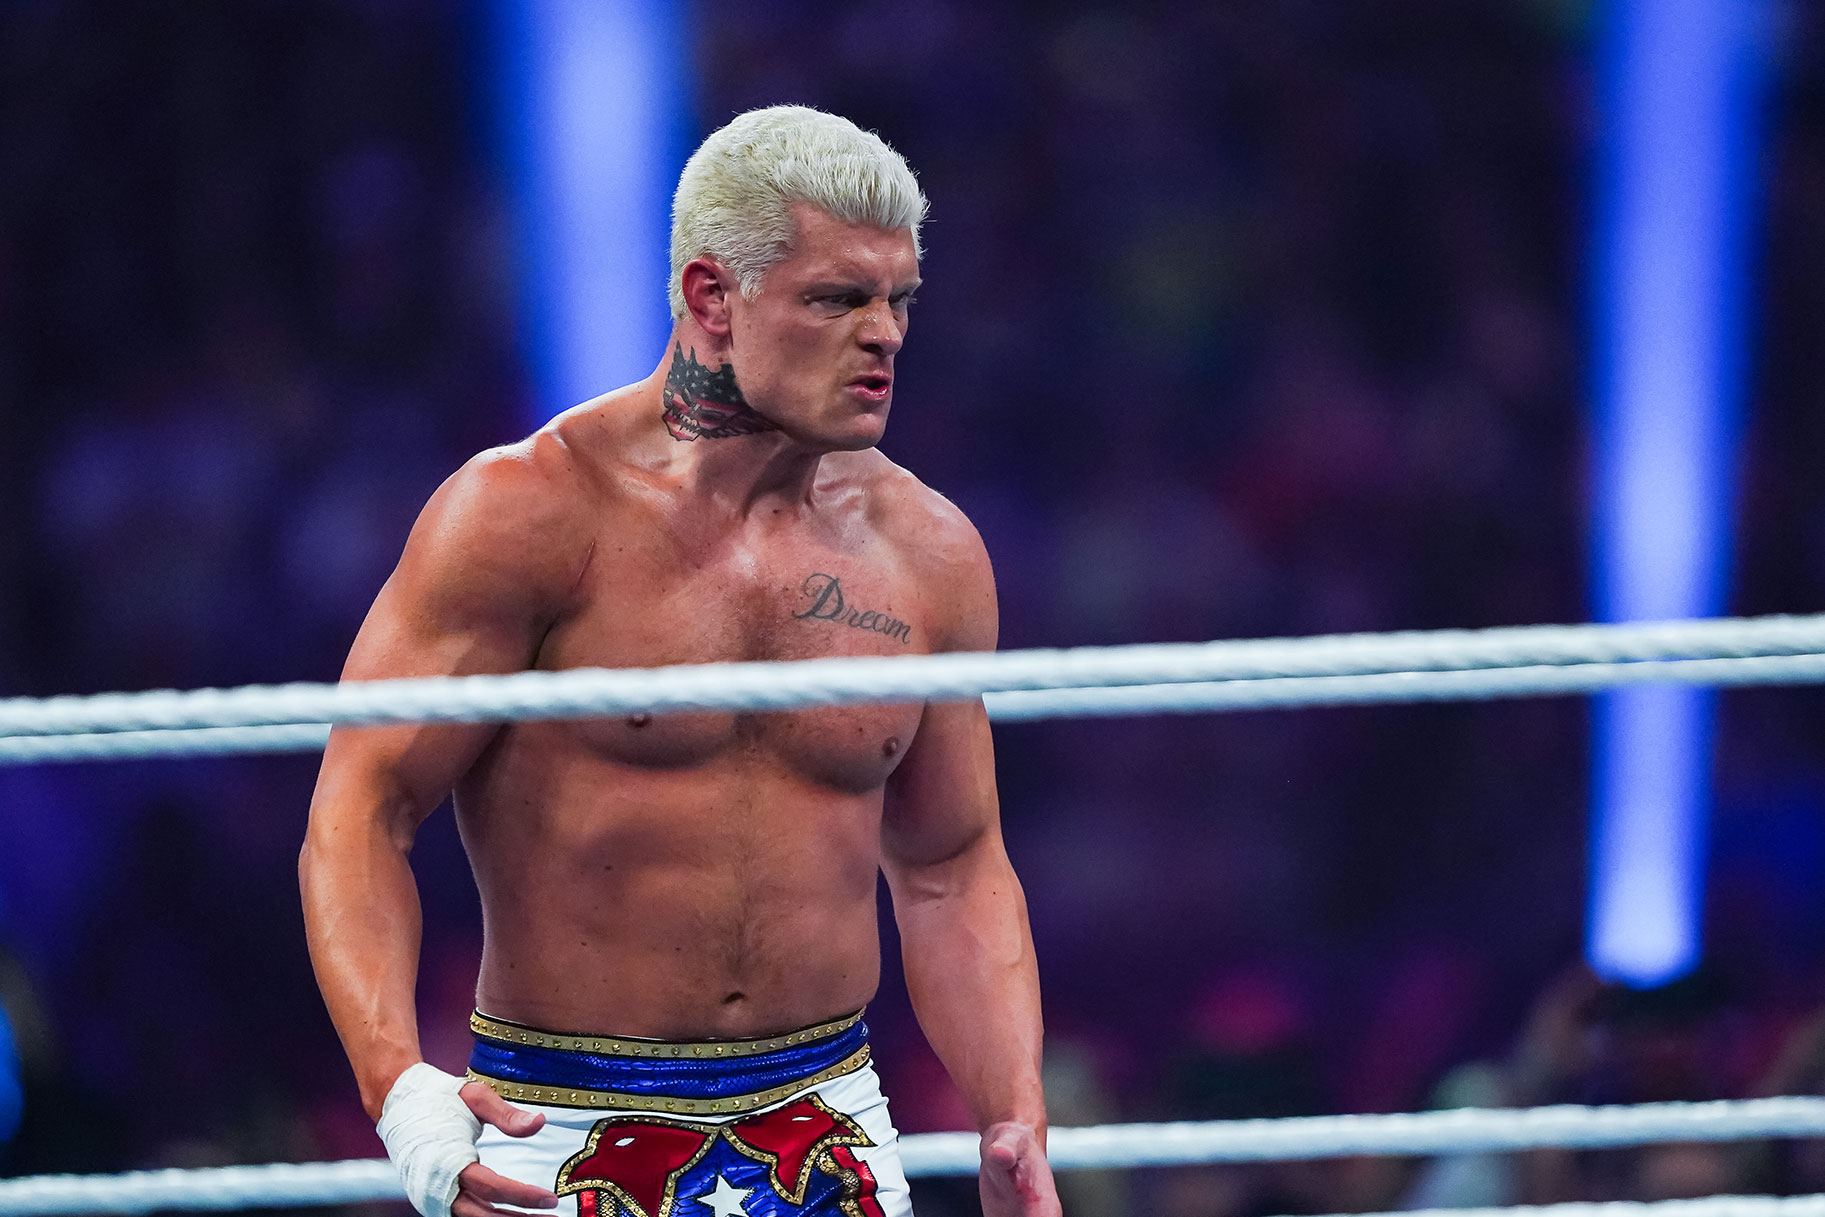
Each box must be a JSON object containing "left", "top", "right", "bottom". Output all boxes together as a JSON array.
[{"left": 3, "top": 616, "right": 1825, "bottom": 766}]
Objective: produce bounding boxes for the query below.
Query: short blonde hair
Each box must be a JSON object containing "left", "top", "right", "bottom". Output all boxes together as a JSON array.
[{"left": 668, "top": 105, "right": 927, "bottom": 318}]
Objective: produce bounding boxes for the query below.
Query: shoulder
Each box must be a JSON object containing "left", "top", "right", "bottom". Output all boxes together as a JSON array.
[
  {"left": 423, "top": 429, "right": 586, "bottom": 543},
  {"left": 837, "top": 451, "right": 997, "bottom": 652},
  {"left": 400, "top": 426, "right": 596, "bottom": 603}
]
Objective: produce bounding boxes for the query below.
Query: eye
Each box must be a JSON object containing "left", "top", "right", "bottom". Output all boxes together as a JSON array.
[{"left": 891, "top": 293, "right": 917, "bottom": 310}]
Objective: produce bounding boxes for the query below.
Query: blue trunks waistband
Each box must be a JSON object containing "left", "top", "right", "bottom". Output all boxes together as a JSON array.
[{"left": 465, "top": 1009, "right": 871, "bottom": 1116}]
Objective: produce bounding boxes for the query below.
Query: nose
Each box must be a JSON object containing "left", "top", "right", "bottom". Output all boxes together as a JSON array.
[{"left": 856, "top": 308, "right": 904, "bottom": 356}]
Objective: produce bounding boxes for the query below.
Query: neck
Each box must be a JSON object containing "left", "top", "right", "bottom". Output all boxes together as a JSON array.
[{"left": 635, "top": 330, "right": 828, "bottom": 513}]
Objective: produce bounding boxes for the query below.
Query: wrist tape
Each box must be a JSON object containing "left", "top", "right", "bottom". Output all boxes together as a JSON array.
[{"left": 376, "top": 1063, "right": 483, "bottom": 1217}]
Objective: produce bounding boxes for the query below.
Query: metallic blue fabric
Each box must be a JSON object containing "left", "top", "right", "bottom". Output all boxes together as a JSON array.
[{"left": 469, "top": 1018, "right": 868, "bottom": 1100}]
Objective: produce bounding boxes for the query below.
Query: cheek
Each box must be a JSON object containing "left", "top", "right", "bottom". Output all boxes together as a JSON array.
[
  {"left": 738, "top": 310, "right": 816, "bottom": 358},
  {"left": 729, "top": 320, "right": 790, "bottom": 384},
  {"left": 772, "top": 330, "right": 848, "bottom": 381},
  {"left": 731, "top": 311, "right": 848, "bottom": 392}
]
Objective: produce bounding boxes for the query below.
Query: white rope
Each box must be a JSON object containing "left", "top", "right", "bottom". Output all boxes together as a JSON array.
[
  {"left": 902, "top": 1097, "right": 1825, "bottom": 1173},
  {"left": 985, "top": 654, "right": 1825, "bottom": 721},
  {"left": 0, "top": 1160, "right": 402, "bottom": 1215},
  {"left": 1, "top": 616, "right": 1823, "bottom": 764},
  {"left": 6, "top": 651, "right": 1825, "bottom": 766},
  {"left": 0, "top": 723, "right": 338, "bottom": 765},
  {"left": 2, "top": 1098, "right": 1823, "bottom": 1214}
]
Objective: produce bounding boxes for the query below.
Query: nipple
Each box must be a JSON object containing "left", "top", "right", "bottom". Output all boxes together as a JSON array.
[
  {"left": 882, "top": 736, "right": 900, "bottom": 758},
  {"left": 628, "top": 713, "right": 652, "bottom": 729}
]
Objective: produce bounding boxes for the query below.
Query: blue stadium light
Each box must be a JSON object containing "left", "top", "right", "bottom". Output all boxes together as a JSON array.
[
  {"left": 495, "top": 0, "right": 690, "bottom": 425},
  {"left": 0, "top": 1002, "right": 19, "bottom": 1144},
  {"left": 1588, "top": 0, "right": 1771, "bottom": 986}
]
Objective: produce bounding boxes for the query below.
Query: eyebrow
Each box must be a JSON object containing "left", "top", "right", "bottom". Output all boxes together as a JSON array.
[{"left": 803, "top": 279, "right": 924, "bottom": 296}]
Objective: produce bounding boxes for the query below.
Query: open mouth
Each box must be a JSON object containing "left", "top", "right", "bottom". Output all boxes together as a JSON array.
[{"left": 849, "top": 375, "right": 892, "bottom": 398}]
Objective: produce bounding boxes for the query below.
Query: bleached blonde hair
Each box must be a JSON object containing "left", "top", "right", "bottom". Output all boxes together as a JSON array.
[{"left": 668, "top": 105, "right": 927, "bottom": 318}]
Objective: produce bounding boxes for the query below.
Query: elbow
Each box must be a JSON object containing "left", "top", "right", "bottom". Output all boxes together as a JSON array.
[
  {"left": 303, "top": 771, "right": 426, "bottom": 869},
  {"left": 298, "top": 803, "right": 342, "bottom": 883},
  {"left": 297, "top": 835, "right": 317, "bottom": 892},
  {"left": 298, "top": 833, "right": 328, "bottom": 907},
  {"left": 886, "top": 827, "right": 1012, "bottom": 907}
]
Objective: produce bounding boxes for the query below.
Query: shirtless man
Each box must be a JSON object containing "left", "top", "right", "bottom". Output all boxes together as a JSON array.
[{"left": 300, "top": 106, "right": 1059, "bottom": 1217}]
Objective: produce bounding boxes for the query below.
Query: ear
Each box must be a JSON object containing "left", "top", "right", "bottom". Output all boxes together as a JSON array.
[{"left": 680, "top": 257, "right": 737, "bottom": 337}]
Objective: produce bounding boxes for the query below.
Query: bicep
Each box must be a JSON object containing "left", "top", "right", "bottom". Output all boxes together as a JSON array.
[
  {"left": 881, "top": 696, "right": 1001, "bottom": 882},
  {"left": 316, "top": 597, "right": 524, "bottom": 829},
  {"left": 882, "top": 498, "right": 1004, "bottom": 875},
  {"left": 310, "top": 462, "right": 569, "bottom": 834}
]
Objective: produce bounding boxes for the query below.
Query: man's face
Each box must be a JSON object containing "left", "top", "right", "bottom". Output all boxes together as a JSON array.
[{"left": 725, "top": 204, "right": 921, "bottom": 451}]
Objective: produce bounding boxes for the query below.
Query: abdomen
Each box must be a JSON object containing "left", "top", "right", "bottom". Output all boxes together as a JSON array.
[{"left": 455, "top": 725, "right": 891, "bottom": 1038}]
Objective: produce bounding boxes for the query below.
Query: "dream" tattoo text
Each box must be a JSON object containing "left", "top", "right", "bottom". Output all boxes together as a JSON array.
[{"left": 792, "top": 573, "right": 912, "bottom": 644}]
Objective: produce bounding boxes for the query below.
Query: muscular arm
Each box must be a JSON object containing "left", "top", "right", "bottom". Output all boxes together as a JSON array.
[
  {"left": 880, "top": 503, "right": 1056, "bottom": 1213},
  {"left": 882, "top": 702, "right": 1043, "bottom": 1133},
  {"left": 884, "top": 702, "right": 1045, "bottom": 1125},
  {"left": 299, "top": 437, "right": 587, "bottom": 1119}
]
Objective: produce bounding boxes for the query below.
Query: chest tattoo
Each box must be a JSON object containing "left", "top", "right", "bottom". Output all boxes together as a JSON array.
[
  {"left": 661, "top": 343, "right": 779, "bottom": 441},
  {"left": 792, "top": 573, "right": 913, "bottom": 644}
]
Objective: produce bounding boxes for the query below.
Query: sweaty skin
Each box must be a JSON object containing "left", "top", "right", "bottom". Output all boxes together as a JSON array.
[{"left": 300, "top": 206, "right": 1058, "bottom": 1217}]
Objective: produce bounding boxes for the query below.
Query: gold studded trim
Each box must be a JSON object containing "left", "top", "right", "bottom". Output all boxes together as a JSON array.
[
  {"left": 466, "top": 1043, "right": 871, "bottom": 1115},
  {"left": 468, "top": 1008, "right": 864, "bottom": 1059}
]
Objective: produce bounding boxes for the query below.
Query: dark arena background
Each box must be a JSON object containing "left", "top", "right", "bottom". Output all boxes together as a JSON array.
[{"left": 5, "top": 3, "right": 1825, "bottom": 1215}]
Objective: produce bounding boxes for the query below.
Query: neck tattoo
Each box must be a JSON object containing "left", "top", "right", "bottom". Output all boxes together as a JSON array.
[{"left": 660, "top": 343, "right": 778, "bottom": 441}]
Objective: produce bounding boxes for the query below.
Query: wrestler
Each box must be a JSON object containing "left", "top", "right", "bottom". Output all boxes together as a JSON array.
[{"left": 299, "top": 105, "right": 1059, "bottom": 1217}]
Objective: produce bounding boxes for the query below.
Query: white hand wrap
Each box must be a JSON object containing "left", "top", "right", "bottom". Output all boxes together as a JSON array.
[{"left": 376, "top": 1063, "right": 483, "bottom": 1217}]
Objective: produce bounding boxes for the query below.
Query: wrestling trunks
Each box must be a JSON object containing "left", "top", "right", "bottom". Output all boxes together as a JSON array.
[{"left": 467, "top": 1010, "right": 912, "bottom": 1217}]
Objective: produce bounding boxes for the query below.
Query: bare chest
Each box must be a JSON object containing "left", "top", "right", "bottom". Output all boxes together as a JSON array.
[{"left": 530, "top": 519, "right": 930, "bottom": 790}]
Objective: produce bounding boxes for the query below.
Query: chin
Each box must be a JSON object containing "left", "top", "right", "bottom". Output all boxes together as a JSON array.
[
  {"left": 800, "top": 408, "right": 889, "bottom": 452},
  {"left": 840, "top": 415, "right": 890, "bottom": 450},
  {"left": 833, "top": 423, "right": 887, "bottom": 451}
]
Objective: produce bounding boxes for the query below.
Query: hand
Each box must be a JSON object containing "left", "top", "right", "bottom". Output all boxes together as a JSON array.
[
  {"left": 451, "top": 1083, "right": 559, "bottom": 1217},
  {"left": 979, "top": 1121, "right": 1061, "bottom": 1217}
]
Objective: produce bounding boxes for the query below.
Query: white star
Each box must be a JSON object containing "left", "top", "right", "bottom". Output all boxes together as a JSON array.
[{"left": 697, "top": 1174, "right": 752, "bottom": 1217}]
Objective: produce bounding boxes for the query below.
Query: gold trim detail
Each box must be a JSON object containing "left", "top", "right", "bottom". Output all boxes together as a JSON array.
[
  {"left": 553, "top": 1092, "right": 877, "bottom": 1217},
  {"left": 556, "top": 1111, "right": 719, "bottom": 1217},
  {"left": 710, "top": 1091, "right": 874, "bottom": 1206},
  {"left": 466, "top": 1044, "right": 871, "bottom": 1114},
  {"left": 468, "top": 1008, "right": 864, "bottom": 1059}
]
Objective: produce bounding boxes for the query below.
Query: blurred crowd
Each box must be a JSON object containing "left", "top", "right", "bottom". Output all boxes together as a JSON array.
[
  {"left": 3, "top": 2, "right": 1825, "bottom": 1215},
  {"left": 1010, "top": 964, "right": 1825, "bottom": 1217}
]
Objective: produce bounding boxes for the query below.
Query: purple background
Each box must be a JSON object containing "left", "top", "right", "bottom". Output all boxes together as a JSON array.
[{"left": 4, "top": 3, "right": 1825, "bottom": 1214}]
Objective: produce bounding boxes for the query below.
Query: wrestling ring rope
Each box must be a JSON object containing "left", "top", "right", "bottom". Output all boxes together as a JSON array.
[
  {"left": 4, "top": 1098, "right": 1825, "bottom": 1213},
  {"left": 5, "top": 613, "right": 1825, "bottom": 764},
  {"left": 9, "top": 613, "right": 1825, "bottom": 1213}
]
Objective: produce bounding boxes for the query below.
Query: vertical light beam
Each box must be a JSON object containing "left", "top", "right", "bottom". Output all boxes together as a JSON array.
[
  {"left": 498, "top": 0, "right": 689, "bottom": 425},
  {"left": 1588, "top": 0, "right": 1770, "bottom": 986}
]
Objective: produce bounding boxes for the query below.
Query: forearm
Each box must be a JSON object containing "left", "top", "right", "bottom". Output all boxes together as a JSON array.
[
  {"left": 892, "top": 843, "right": 1046, "bottom": 1136},
  {"left": 300, "top": 811, "right": 428, "bottom": 1120}
]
